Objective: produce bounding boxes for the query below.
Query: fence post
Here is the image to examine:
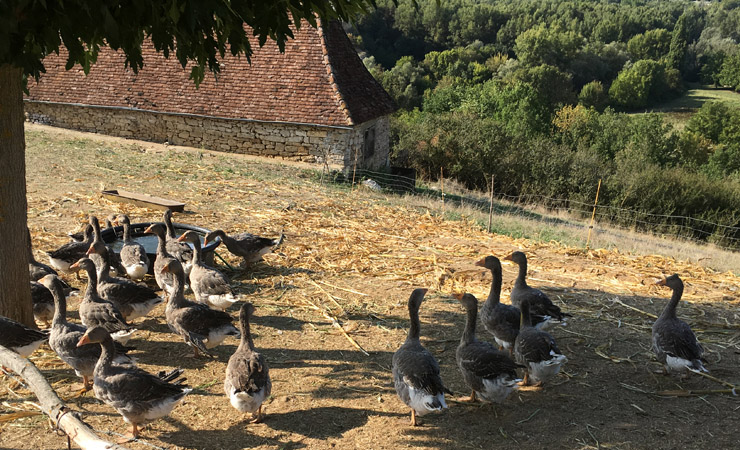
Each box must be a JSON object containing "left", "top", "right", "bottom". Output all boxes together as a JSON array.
[
  {"left": 351, "top": 147, "right": 359, "bottom": 192},
  {"left": 440, "top": 167, "right": 445, "bottom": 212},
  {"left": 487, "top": 175, "right": 495, "bottom": 233},
  {"left": 586, "top": 178, "right": 602, "bottom": 249}
]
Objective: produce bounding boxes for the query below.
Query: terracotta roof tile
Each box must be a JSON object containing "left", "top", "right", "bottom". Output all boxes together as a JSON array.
[{"left": 25, "top": 20, "right": 396, "bottom": 127}]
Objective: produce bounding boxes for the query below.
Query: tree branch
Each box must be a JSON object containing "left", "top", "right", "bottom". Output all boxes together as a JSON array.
[{"left": 0, "top": 345, "right": 130, "bottom": 450}]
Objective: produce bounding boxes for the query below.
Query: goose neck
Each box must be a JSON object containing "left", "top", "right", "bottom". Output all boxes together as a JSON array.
[
  {"left": 660, "top": 284, "right": 684, "bottom": 320},
  {"left": 461, "top": 306, "right": 477, "bottom": 345},
  {"left": 50, "top": 283, "right": 68, "bottom": 326},
  {"left": 485, "top": 267, "right": 502, "bottom": 306}
]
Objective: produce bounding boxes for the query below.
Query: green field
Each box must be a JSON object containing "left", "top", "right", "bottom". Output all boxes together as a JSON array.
[{"left": 637, "top": 85, "right": 740, "bottom": 129}]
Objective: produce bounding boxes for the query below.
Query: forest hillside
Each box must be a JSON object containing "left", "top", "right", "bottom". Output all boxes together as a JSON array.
[{"left": 350, "top": 0, "right": 740, "bottom": 248}]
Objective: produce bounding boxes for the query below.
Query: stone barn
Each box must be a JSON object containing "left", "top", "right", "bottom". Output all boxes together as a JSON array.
[{"left": 24, "top": 20, "right": 396, "bottom": 170}]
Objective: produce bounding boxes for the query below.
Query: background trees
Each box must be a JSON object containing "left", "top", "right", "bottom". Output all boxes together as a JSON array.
[{"left": 354, "top": 0, "right": 740, "bottom": 247}]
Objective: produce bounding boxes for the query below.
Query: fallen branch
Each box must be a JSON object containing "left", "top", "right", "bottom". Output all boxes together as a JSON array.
[
  {"left": 301, "top": 297, "right": 369, "bottom": 356},
  {"left": 657, "top": 388, "right": 738, "bottom": 397},
  {"left": 690, "top": 369, "right": 738, "bottom": 391},
  {"left": 308, "top": 278, "right": 346, "bottom": 316},
  {"left": 0, "top": 345, "right": 130, "bottom": 450},
  {"left": 611, "top": 298, "right": 657, "bottom": 320},
  {"left": 317, "top": 280, "right": 369, "bottom": 297}
]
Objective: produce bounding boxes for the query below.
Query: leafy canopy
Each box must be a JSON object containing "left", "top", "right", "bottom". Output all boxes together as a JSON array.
[{"left": 0, "top": 0, "right": 380, "bottom": 84}]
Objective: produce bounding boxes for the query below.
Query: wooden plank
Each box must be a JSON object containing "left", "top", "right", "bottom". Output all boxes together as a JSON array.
[{"left": 101, "top": 189, "right": 185, "bottom": 212}]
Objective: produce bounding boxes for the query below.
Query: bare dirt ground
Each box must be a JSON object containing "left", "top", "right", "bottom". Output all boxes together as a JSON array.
[{"left": 2, "top": 124, "right": 739, "bottom": 450}]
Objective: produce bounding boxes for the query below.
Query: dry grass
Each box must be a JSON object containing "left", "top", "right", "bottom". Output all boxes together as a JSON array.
[
  {"left": 407, "top": 177, "right": 740, "bottom": 275},
  {"left": 2, "top": 124, "right": 739, "bottom": 450}
]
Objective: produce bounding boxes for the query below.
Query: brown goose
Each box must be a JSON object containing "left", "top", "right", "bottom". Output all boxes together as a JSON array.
[
  {"left": 114, "top": 214, "right": 150, "bottom": 281},
  {"left": 455, "top": 293, "right": 521, "bottom": 403},
  {"left": 514, "top": 299, "right": 567, "bottom": 386},
  {"left": 392, "top": 288, "right": 450, "bottom": 426},
  {"left": 224, "top": 302, "right": 271, "bottom": 423},
  {"left": 161, "top": 259, "right": 240, "bottom": 357},
  {"left": 144, "top": 223, "right": 179, "bottom": 298},
  {"left": 69, "top": 215, "right": 116, "bottom": 241},
  {"left": 87, "top": 240, "right": 163, "bottom": 322},
  {"left": 0, "top": 315, "right": 48, "bottom": 364},
  {"left": 178, "top": 230, "right": 238, "bottom": 311},
  {"left": 30, "top": 281, "right": 55, "bottom": 327},
  {"left": 476, "top": 255, "right": 523, "bottom": 353},
  {"left": 29, "top": 229, "right": 59, "bottom": 279},
  {"left": 163, "top": 209, "right": 194, "bottom": 275},
  {"left": 46, "top": 223, "right": 93, "bottom": 274},
  {"left": 77, "top": 327, "right": 191, "bottom": 442},
  {"left": 87, "top": 215, "right": 125, "bottom": 279},
  {"left": 204, "top": 229, "right": 284, "bottom": 266},
  {"left": 504, "top": 251, "right": 567, "bottom": 325},
  {"left": 476, "top": 256, "right": 549, "bottom": 353},
  {"left": 28, "top": 229, "right": 78, "bottom": 298},
  {"left": 40, "top": 274, "right": 134, "bottom": 393},
  {"left": 70, "top": 257, "right": 135, "bottom": 345},
  {"left": 652, "top": 274, "right": 707, "bottom": 375}
]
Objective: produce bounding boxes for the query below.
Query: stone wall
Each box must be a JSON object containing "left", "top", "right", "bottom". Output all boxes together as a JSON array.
[{"left": 24, "top": 101, "right": 390, "bottom": 170}]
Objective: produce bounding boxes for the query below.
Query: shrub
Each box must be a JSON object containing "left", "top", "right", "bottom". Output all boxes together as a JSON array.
[{"left": 578, "top": 81, "right": 609, "bottom": 111}]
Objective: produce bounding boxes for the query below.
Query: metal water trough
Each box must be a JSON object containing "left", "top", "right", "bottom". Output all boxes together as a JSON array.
[{"left": 101, "top": 222, "right": 220, "bottom": 273}]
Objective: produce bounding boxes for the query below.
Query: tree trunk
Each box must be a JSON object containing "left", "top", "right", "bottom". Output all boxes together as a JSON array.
[{"left": 0, "top": 64, "right": 33, "bottom": 326}]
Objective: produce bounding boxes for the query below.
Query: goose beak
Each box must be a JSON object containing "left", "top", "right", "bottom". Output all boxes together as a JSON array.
[
  {"left": 76, "top": 335, "right": 91, "bottom": 347},
  {"left": 502, "top": 254, "right": 513, "bottom": 261},
  {"left": 452, "top": 293, "right": 464, "bottom": 300},
  {"left": 177, "top": 234, "right": 187, "bottom": 242},
  {"left": 143, "top": 225, "right": 154, "bottom": 234},
  {"left": 474, "top": 258, "right": 486, "bottom": 267},
  {"left": 655, "top": 277, "right": 667, "bottom": 286},
  {"left": 203, "top": 238, "right": 210, "bottom": 246},
  {"left": 69, "top": 261, "right": 81, "bottom": 271},
  {"left": 85, "top": 245, "right": 95, "bottom": 256},
  {"left": 160, "top": 265, "right": 170, "bottom": 274}
]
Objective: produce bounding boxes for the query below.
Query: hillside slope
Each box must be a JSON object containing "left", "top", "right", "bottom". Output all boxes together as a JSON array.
[{"left": 2, "top": 124, "right": 738, "bottom": 449}]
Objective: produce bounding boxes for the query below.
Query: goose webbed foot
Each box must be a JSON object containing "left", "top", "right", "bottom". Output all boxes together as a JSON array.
[
  {"left": 116, "top": 424, "right": 140, "bottom": 443},
  {"left": 460, "top": 390, "right": 477, "bottom": 403},
  {"left": 248, "top": 406, "right": 265, "bottom": 424},
  {"left": 520, "top": 372, "right": 531, "bottom": 386}
]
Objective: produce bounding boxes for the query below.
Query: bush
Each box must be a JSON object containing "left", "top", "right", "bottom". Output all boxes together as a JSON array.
[
  {"left": 608, "top": 59, "right": 682, "bottom": 109},
  {"left": 719, "top": 47, "right": 740, "bottom": 90},
  {"left": 391, "top": 110, "right": 521, "bottom": 190},
  {"left": 578, "top": 81, "right": 608, "bottom": 111},
  {"left": 685, "top": 101, "right": 738, "bottom": 143}
]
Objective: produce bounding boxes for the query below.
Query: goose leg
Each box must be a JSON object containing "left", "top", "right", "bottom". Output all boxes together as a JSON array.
[
  {"left": 116, "top": 423, "right": 139, "bottom": 443},
  {"left": 521, "top": 372, "right": 530, "bottom": 386},
  {"left": 249, "top": 405, "right": 264, "bottom": 423},
  {"left": 461, "top": 390, "right": 477, "bottom": 402},
  {"left": 410, "top": 409, "right": 421, "bottom": 426},
  {"left": 75, "top": 376, "right": 93, "bottom": 396}
]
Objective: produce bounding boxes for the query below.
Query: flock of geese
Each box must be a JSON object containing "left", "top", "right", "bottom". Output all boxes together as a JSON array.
[
  {"left": 2, "top": 211, "right": 282, "bottom": 441},
  {"left": 1, "top": 209, "right": 707, "bottom": 441},
  {"left": 391, "top": 254, "right": 706, "bottom": 426}
]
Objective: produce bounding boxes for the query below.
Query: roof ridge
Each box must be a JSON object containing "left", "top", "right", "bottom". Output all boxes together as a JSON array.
[{"left": 318, "top": 18, "right": 354, "bottom": 126}]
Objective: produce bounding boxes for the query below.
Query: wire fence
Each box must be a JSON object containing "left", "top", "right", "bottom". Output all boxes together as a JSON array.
[{"left": 331, "top": 168, "right": 740, "bottom": 252}]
